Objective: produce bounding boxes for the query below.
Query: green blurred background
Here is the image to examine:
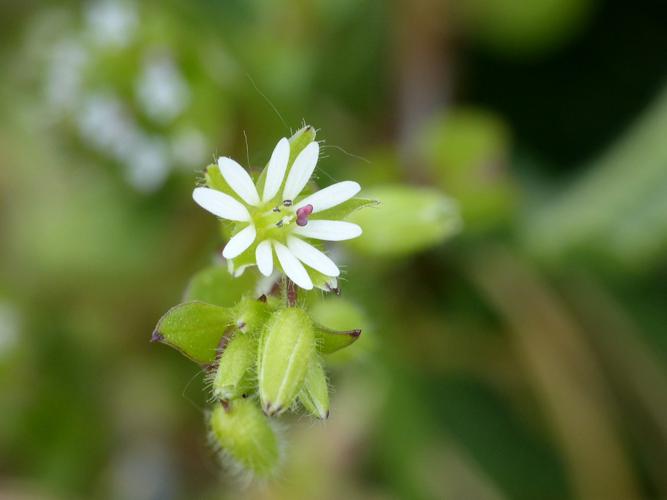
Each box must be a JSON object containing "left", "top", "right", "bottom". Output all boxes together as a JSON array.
[{"left": 1, "top": 0, "right": 666, "bottom": 499}]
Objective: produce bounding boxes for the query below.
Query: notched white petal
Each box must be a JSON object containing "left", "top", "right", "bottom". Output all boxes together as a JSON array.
[
  {"left": 217, "top": 157, "right": 260, "bottom": 206},
  {"left": 222, "top": 224, "right": 256, "bottom": 259},
  {"left": 295, "top": 181, "right": 360, "bottom": 213},
  {"left": 255, "top": 239, "right": 274, "bottom": 277},
  {"left": 192, "top": 187, "right": 250, "bottom": 221},
  {"left": 282, "top": 141, "right": 319, "bottom": 201},
  {"left": 287, "top": 236, "right": 340, "bottom": 277},
  {"left": 262, "top": 137, "right": 290, "bottom": 202},
  {"left": 273, "top": 241, "right": 313, "bottom": 290},
  {"left": 292, "top": 220, "right": 362, "bottom": 241}
]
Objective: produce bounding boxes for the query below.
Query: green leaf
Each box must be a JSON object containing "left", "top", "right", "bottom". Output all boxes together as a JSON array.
[
  {"left": 299, "top": 356, "right": 329, "bottom": 419},
  {"left": 309, "top": 297, "right": 372, "bottom": 362},
  {"left": 184, "top": 265, "right": 256, "bottom": 307},
  {"left": 314, "top": 323, "right": 361, "bottom": 354},
  {"left": 315, "top": 197, "right": 378, "bottom": 221},
  {"left": 152, "top": 302, "right": 232, "bottom": 364}
]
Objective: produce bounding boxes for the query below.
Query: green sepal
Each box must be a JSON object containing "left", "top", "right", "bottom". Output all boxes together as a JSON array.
[
  {"left": 315, "top": 197, "right": 378, "bottom": 221},
  {"left": 204, "top": 163, "right": 236, "bottom": 198},
  {"left": 152, "top": 301, "right": 232, "bottom": 365},
  {"left": 314, "top": 323, "right": 361, "bottom": 354},
  {"left": 298, "top": 356, "right": 330, "bottom": 419},
  {"left": 209, "top": 399, "right": 280, "bottom": 477},
  {"left": 257, "top": 307, "right": 314, "bottom": 416},
  {"left": 212, "top": 332, "right": 256, "bottom": 401}
]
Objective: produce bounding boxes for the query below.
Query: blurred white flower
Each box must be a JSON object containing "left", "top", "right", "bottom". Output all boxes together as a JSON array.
[
  {"left": 85, "top": 0, "right": 138, "bottom": 48},
  {"left": 44, "top": 39, "right": 88, "bottom": 112},
  {"left": 136, "top": 55, "right": 190, "bottom": 124},
  {"left": 193, "top": 137, "right": 363, "bottom": 290},
  {"left": 123, "top": 136, "right": 171, "bottom": 193}
]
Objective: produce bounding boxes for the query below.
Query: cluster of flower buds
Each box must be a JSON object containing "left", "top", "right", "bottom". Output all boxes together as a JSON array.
[{"left": 152, "top": 126, "right": 372, "bottom": 477}]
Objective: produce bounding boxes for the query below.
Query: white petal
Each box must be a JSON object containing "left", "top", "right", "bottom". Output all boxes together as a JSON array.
[
  {"left": 287, "top": 236, "right": 340, "bottom": 277},
  {"left": 295, "top": 181, "right": 360, "bottom": 213},
  {"left": 222, "top": 224, "right": 256, "bottom": 259},
  {"left": 193, "top": 187, "right": 250, "bottom": 221},
  {"left": 255, "top": 239, "right": 274, "bottom": 277},
  {"left": 273, "top": 241, "right": 313, "bottom": 290},
  {"left": 282, "top": 141, "right": 319, "bottom": 201},
  {"left": 217, "top": 157, "right": 260, "bottom": 206},
  {"left": 262, "top": 138, "right": 290, "bottom": 202},
  {"left": 292, "top": 220, "right": 362, "bottom": 241}
]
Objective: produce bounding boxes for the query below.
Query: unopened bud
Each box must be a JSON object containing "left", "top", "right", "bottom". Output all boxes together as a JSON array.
[
  {"left": 212, "top": 332, "right": 255, "bottom": 401},
  {"left": 258, "top": 308, "right": 314, "bottom": 416},
  {"left": 232, "top": 295, "right": 270, "bottom": 335},
  {"left": 209, "top": 399, "right": 280, "bottom": 477}
]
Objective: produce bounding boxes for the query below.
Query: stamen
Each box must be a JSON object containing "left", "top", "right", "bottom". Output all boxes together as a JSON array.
[
  {"left": 296, "top": 204, "right": 314, "bottom": 227},
  {"left": 272, "top": 206, "right": 281, "bottom": 213},
  {"left": 283, "top": 199, "right": 293, "bottom": 207}
]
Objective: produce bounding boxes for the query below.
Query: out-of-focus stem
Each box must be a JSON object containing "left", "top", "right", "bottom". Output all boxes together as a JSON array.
[
  {"left": 394, "top": 0, "right": 452, "bottom": 181},
  {"left": 468, "top": 247, "right": 641, "bottom": 500}
]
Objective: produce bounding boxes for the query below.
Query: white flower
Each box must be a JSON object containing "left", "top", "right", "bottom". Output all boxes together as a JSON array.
[{"left": 192, "top": 137, "right": 363, "bottom": 290}]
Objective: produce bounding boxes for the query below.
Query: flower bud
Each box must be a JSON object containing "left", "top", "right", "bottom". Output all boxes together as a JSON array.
[
  {"left": 209, "top": 399, "right": 280, "bottom": 477},
  {"left": 257, "top": 307, "right": 314, "bottom": 416},
  {"left": 212, "top": 332, "right": 255, "bottom": 401},
  {"left": 232, "top": 295, "right": 270, "bottom": 335},
  {"left": 299, "top": 356, "right": 330, "bottom": 419}
]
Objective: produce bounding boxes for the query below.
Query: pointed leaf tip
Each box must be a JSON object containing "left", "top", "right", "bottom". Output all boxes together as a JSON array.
[{"left": 150, "top": 330, "right": 165, "bottom": 343}]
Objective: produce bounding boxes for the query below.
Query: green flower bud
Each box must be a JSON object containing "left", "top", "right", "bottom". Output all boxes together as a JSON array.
[
  {"left": 152, "top": 302, "right": 232, "bottom": 365},
  {"left": 257, "top": 308, "right": 314, "bottom": 416},
  {"left": 299, "top": 356, "right": 330, "bottom": 419},
  {"left": 209, "top": 399, "right": 280, "bottom": 477},
  {"left": 348, "top": 184, "right": 461, "bottom": 257},
  {"left": 212, "top": 332, "right": 256, "bottom": 401}
]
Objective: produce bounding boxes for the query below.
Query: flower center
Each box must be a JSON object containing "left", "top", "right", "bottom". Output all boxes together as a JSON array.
[{"left": 251, "top": 199, "right": 311, "bottom": 242}]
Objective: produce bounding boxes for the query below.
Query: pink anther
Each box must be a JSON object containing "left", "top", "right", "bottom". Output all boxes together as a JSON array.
[{"left": 296, "top": 204, "right": 314, "bottom": 226}]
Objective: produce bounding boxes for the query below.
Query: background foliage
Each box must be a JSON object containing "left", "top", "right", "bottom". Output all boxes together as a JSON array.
[{"left": 1, "top": 0, "right": 666, "bottom": 499}]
